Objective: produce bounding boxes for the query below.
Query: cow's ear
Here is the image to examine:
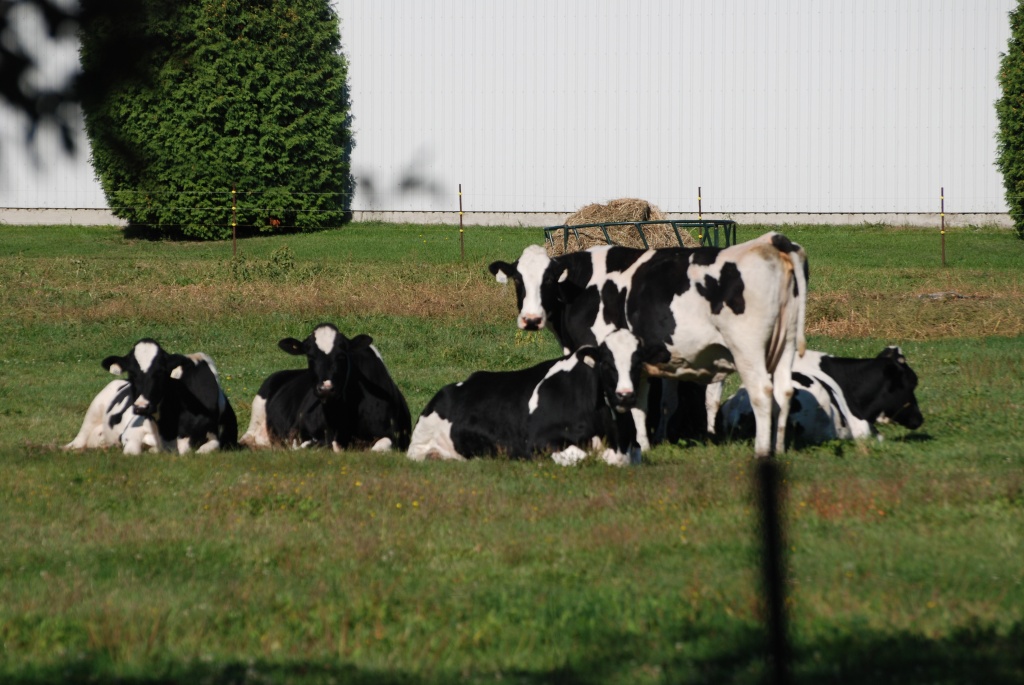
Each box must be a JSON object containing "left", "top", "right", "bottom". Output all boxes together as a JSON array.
[
  {"left": 878, "top": 346, "right": 906, "bottom": 364},
  {"left": 347, "top": 334, "right": 374, "bottom": 352},
  {"left": 102, "top": 355, "right": 126, "bottom": 375},
  {"left": 278, "top": 338, "right": 306, "bottom": 355},
  {"left": 576, "top": 347, "right": 599, "bottom": 368},
  {"left": 167, "top": 354, "right": 191, "bottom": 380},
  {"left": 488, "top": 261, "right": 513, "bottom": 284}
]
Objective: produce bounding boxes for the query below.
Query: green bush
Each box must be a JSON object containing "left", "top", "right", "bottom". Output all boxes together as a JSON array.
[
  {"left": 79, "top": 0, "right": 354, "bottom": 240},
  {"left": 996, "top": 0, "right": 1024, "bottom": 239}
]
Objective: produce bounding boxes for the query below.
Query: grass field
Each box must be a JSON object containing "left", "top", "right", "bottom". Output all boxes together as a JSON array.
[{"left": 1, "top": 222, "right": 1022, "bottom": 684}]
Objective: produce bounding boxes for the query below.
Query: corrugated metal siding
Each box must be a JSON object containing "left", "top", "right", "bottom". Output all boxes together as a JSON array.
[
  {"left": 341, "top": 0, "right": 1015, "bottom": 214},
  {"left": 0, "top": 0, "right": 1015, "bottom": 213}
]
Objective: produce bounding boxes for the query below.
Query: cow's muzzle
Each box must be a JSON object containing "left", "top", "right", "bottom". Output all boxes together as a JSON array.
[
  {"left": 613, "top": 390, "right": 636, "bottom": 411},
  {"left": 315, "top": 380, "right": 336, "bottom": 399},
  {"left": 519, "top": 315, "right": 544, "bottom": 331},
  {"left": 133, "top": 396, "right": 156, "bottom": 417}
]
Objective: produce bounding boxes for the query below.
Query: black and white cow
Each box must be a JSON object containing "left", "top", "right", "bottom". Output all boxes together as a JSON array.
[
  {"left": 239, "top": 324, "right": 411, "bottom": 451},
  {"left": 718, "top": 346, "right": 923, "bottom": 444},
  {"left": 65, "top": 339, "right": 238, "bottom": 455},
  {"left": 489, "top": 232, "right": 808, "bottom": 457},
  {"left": 407, "top": 329, "right": 662, "bottom": 465}
]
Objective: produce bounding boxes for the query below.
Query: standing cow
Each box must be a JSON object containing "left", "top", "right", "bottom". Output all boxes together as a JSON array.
[
  {"left": 407, "top": 329, "right": 661, "bottom": 465},
  {"left": 65, "top": 339, "right": 238, "bottom": 455},
  {"left": 239, "top": 324, "right": 411, "bottom": 451},
  {"left": 489, "top": 232, "right": 808, "bottom": 458},
  {"left": 718, "top": 346, "right": 924, "bottom": 444}
]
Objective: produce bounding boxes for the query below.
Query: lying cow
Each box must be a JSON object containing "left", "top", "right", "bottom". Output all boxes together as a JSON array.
[
  {"left": 718, "top": 346, "right": 923, "bottom": 444},
  {"left": 489, "top": 232, "right": 808, "bottom": 458},
  {"left": 407, "top": 329, "right": 662, "bottom": 465},
  {"left": 65, "top": 339, "right": 238, "bottom": 455},
  {"left": 240, "top": 324, "right": 411, "bottom": 451}
]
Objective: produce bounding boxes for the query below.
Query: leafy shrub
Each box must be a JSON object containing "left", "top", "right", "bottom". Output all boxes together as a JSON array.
[
  {"left": 996, "top": 0, "right": 1024, "bottom": 239},
  {"left": 79, "top": 0, "right": 354, "bottom": 240}
]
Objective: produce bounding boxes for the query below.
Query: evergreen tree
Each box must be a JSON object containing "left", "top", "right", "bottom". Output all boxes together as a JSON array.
[
  {"left": 79, "top": 0, "right": 354, "bottom": 239},
  {"left": 997, "top": 0, "right": 1024, "bottom": 239}
]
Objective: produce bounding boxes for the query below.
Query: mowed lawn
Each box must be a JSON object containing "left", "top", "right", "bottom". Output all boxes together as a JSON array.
[{"left": 1, "top": 222, "right": 1022, "bottom": 684}]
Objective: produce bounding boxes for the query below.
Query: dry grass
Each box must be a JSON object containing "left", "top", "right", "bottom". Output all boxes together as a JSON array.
[{"left": 547, "top": 198, "right": 700, "bottom": 256}]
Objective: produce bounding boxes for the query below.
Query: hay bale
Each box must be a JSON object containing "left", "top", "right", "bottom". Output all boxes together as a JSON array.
[{"left": 548, "top": 198, "right": 699, "bottom": 256}]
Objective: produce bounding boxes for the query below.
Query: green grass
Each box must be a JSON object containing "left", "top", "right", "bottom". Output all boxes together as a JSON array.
[{"left": 1, "top": 222, "right": 1023, "bottom": 684}]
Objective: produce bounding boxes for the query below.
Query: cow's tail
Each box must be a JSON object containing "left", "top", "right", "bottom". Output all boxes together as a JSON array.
[
  {"left": 789, "top": 242, "right": 808, "bottom": 358},
  {"left": 765, "top": 234, "right": 808, "bottom": 372}
]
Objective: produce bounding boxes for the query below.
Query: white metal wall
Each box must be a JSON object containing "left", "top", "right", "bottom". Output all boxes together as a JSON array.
[{"left": 0, "top": 1, "right": 1016, "bottom": 215}]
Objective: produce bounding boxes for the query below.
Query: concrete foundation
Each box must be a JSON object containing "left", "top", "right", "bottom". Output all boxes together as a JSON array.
[{"left": 0, "top": 208, "right": 1013, "bottom": 229}]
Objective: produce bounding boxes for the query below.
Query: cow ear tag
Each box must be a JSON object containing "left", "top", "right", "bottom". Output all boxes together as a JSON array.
[
  {"left": 170, "top": 366, "right": 184, "bottom": 380},
  {"left": 582, "top": 356, "right": 596, "bottom": 368},
  {"left": 558, "top": 269, "right": 569, "bottom": 283},
  {"left": 102, "top": 356, "right": 124, "bottom": 375},
  {"left": 495, "top": 271, "right": 508, "bottom": 285}
]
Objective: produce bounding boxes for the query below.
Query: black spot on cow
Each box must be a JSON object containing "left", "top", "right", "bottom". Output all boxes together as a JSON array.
[
  {"left": 696, "top": 262, "right": 746, "bottom": 315},
  {"left": 690, "top": 248, "right": 721, "bottom": 267},
  {"left": 771, "top": 234, "right": 798, "bottom": 253},
  {"left": 792, "top": 371, "right": 814, "bottom": 388},
  {"left": 605, "top": 247, "right": 647, "bottom": 273},
  {"left": 600, "top": 282, "right": 629, "bottom": 329}
]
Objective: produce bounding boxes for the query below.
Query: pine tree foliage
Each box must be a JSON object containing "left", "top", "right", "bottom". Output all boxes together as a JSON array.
[
  {"left": 79, "top": 0, "right": 354, "bottom": 239},
  {"left": 997, "top": 0, "right": 1024, "bottom": 239}
]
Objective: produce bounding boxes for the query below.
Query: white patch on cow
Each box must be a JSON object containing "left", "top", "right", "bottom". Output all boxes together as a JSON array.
[
  {"left": 370, "top": 437, "right": 393, "bottom": 452},
  {"left": 528, "top": 356, "right": 579, "bottom": 414},
  {"left": 407, "top": 412, "right": 464, "bottom": 461},
  {"left": 196, "top": 435, "right": 220, "bottom": 453},
  {"left": 188, "top": 353, "right": 216, "bottom": 376},
  {"left": 170, "top": 366, "right": 184, "bottom": 380},
  {"left": 332, "top": 441, "right": 344, "bottom": 453},
  {"left": 551, "top": 445, "right": 587, "bottom": 466},
  {"left": 369, "top": 344, "right": 384, "bottom": 361},
  {"left": 239, "top": 395, "right": 271, "bottom": 448},
  {"left": 133, "top": 341, "right": 159, "bottom": 373},
  {"left": 314, "top": 326, "right": 337, "bottom": 354},
  {"left": 516, "top": 244, "right": 552, "bottom": 327},
  {"left": 494, "top": 270, "right": 508, "bottom": 284},
  {"left": 603, "top": 329, "right": 639, "bottom": 398},
  {"left": 107, "top": 363, "right": 123, "bottom": 375},
  {"left": 600, "top": 447, "right": 630, "bottom": 467},
  {"left": 65, "top": 380, "right": 130, "bottom": 450},
  {"left": 176, "top": 437, "right": 192, "bottom": 454},
  {"left": 133, "top": 396, "right": 150, "bottom": 411}
]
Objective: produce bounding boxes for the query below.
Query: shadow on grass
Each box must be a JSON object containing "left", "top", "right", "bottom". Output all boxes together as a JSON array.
[{"left": 4, "top": 621, "right": 1021, "bottom": 685}]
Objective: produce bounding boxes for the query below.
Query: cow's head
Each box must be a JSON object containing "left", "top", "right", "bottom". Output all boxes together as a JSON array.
[
  {"left": 279, "top": 323, "right": 373, "bottom": 400},
  {"left": 489, "top": 245, "right": 565, "bottom": 331},
  {"left": 102, "top": 339, "right": 189, "bottom": 417},
  {"left": 580, "top": 329, "right": 670, "bottom": 414},
  {"left": 875, "top": 346, "right": 924, "bottom": 430}
]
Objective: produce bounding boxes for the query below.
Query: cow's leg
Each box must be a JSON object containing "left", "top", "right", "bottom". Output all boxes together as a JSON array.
[
  {"left": 551, "top": 445, "right": 587, "bottom": 466},
  {"left": 705, "top": 381, "right": 723, "bottom": 436},
  {"left": 239, "top": 395, "right": 271, "bottom": 448},
  {"left": 407, "top": 412, "right": 463, "bottom": 461},
  {"left": 196, "top": 433, "right": 221, "bottom": 454},
  {"left": 771, "top": 359, "right": 796, "bottom": 456},
  {"left": 652, "top": 378, "right": 678, "bottom": 445},
  {"left": 122, "top": 418, "right": 158, "bottom": 456},
  {"left": 370, "top": 437, "right": 393, "bottom": 452},
  {"left": 735, "top": 363, "right": 774, "bottom": 458},
  {"left": 632, "top": 376, "right": 651, "bottom": 452}
]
